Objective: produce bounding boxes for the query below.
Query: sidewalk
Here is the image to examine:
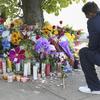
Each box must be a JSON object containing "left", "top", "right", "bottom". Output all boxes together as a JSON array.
[{"left": 0, "top": 67, "right": 100, "bottom": 100}]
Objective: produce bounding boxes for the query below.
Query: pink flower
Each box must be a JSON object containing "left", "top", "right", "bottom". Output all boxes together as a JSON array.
[
  {"left": 0, "top": 17, "right": 5, "bottom": 24},
  {"left": 8, "top": 46, "right": 25, "bottom": 63}
]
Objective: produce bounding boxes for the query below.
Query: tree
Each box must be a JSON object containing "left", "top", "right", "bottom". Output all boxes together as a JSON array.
[{"left": 0, "top": 0, "right": 86, "bottom": 27}]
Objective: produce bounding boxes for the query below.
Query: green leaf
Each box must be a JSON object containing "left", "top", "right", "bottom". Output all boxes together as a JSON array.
[{"left": 0, "top": 0, "right": 87, "bottom": 20}]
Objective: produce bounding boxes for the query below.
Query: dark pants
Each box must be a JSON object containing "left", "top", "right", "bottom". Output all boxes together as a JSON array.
[{"left": 79, "top": 47, "right": 100, "bottom": 91}]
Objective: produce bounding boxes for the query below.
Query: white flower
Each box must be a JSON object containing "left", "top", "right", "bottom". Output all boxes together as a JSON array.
[
  {"left": 14, "top": 58, "right": 18, "bottom": 63},
  {"left": 2, "top": 30, "right": 10, "bottom": 38}
]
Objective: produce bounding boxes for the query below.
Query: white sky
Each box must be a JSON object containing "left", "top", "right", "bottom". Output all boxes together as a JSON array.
[{"left": 44, "top": 0, "right": 100, "bottom": 34}]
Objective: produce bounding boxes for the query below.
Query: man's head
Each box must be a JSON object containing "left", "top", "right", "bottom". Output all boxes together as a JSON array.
[{"left": 82, "top": 2, "right": 99, "bottom": 19}]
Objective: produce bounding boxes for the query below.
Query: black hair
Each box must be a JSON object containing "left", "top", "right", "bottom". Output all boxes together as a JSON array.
[{"left": 82, "top": 1, "right": 99, "bottom": 15}]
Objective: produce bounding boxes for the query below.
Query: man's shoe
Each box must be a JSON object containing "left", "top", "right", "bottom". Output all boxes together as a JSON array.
[
  {"left": 79, "top": 86, "right": 100, "bottom": 94},
  {"left": 79, "top": 86, "right": 91, "bottom": 94},
  {"left": 92, "top": 91, "right": 100, "bottom": 94}
]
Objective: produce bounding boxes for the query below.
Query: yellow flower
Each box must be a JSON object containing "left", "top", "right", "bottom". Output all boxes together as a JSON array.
[
  {"left": 65, "top": 32, "right": 71, "bottom": 39},
  {"left": 11, "top": 31, "right": 22, "bottom": 45},
  {"left": 42, "top": 22, "right": 53, "bottom": 35},
  {"left": 65, "top": 32, "right": 76, "bottom": 42},
  {"left": 72, "top": 34, "right": 75, "bottom": 40},
  {"left": 47, "top": 24, "right": 52, "bottom": 31},
  {"left": 53, "top": 30, "right": 58, "bottom": 35},
  {"left": 13, "top": 19, "right": 23, "bottom": 26},
  {"left": 42, "top": 29, "right": 50, "bottom": 35}
]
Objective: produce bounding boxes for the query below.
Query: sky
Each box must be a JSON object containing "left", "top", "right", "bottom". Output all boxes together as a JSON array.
[{"left": 44, "top": 0, "right": 100, "bottom": 34}]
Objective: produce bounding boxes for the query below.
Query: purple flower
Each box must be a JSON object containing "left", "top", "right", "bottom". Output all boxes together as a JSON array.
[
  {"left": 8, "top": 46, "right": 25, "bottom": 63},
  {"left": 35, "top": 37, "right": 50, "bottom": 53},
  {"left": 46, "top": 44, "right": 56, "bottom": 54},
  {"left": 2, "top": 38, "right": 11, "bottom": 51}
]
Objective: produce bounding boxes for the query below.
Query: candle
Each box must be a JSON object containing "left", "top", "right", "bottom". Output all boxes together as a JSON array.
[
  {"left": 8, "top": 75, "right": 13, "bottom": 82},
  {"left": 0, "top": 58, "right": 3, "bottom": 73},
  {"left": 2, "top": 59, "right": 6, "bottom": 74},
  {"left": 33, "top": 62, "right": 39, "bottom": 80},
  {"left": 45, "top": 64, "right": 51, "bottom": 76},
  {"left": 15, "top": 62, "right": 20, "bottom": 72},
  {"left": 16, "top": 75, "right": 21, "bottom": 82},
  {"left": 23, "top": 62, "right": 28, "bottom": 77},
  {"left": 41, "top": 63, "right": 46, "bottom": 79},
  {"left": 7, "top": 58, "right": 12, "bottom": 72},
  {"left": 27, "top": 61, "right": 31, "bottom": 75}
]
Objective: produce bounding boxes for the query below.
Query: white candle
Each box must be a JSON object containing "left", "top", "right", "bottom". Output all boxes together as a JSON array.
[
  {"left": 41, "top": 63, "right": 46, "bottom": 79},
  {"left": 8, "top": 75, "right": 13, "bottom": 82},
  {"left": 2, "top": 59, "right": 6, "bottom": 74},
  {"left": 27, "top": 61, "right": 31, "bottom": 75},
  {"left": 33, "top": 62, "right": 39, "bottom": 80},
  {"left": 15, "top": 62, "right": 20, "bottom": 72},
  {"left": 33, "top": 65, "right": 38, "bottom": 80},
  {"left": 23, "top": 62, "right": 28, "bottom": 77}
]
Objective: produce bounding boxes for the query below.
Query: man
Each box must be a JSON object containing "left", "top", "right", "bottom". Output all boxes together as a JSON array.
[{"left": 79, "top": 2, "right": 100, "bottom": 94}]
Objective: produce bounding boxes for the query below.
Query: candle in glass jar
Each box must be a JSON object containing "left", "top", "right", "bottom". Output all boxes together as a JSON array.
[
  {"left": 7, "top": 58, "right": 12, "bottom": 72},
  {"left": 0, "top": 58, "right": 3, "bottom": 73},
  {"left": 2, "top": 59, "right": 6, "bottom": 74}
]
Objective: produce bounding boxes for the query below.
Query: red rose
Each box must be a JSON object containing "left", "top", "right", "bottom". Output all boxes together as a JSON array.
[
  {"left": 36, "top": 35, "right": 41, "bottom": 40},
  {"left": 0, "top": 17, "right": 5, "bottom": 24}
]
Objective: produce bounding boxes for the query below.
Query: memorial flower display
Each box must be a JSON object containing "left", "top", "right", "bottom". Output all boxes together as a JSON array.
[{"left": 0, "top": 18, "right": 84, "bottom": 83}]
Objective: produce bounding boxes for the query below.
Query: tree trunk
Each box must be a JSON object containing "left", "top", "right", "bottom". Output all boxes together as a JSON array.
[{"left": 21, "top": 0, "right": 44, "bottom": 27}]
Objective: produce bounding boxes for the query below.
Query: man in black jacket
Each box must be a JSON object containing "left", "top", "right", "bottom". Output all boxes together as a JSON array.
[{"left": 79, "top": 1, "right": 100, "bottom": 94}]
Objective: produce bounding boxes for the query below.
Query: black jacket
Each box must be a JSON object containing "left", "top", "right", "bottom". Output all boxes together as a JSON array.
[{"left": 87, "top": 11, "right": 100, "bottom": 51}]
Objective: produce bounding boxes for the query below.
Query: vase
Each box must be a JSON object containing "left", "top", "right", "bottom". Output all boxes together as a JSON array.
[
  {"left": 45, "top": 64, "right": 51, "bottom": 76},
  {"left": 33, "top": 62, "right": 39, "bottom": 80}
]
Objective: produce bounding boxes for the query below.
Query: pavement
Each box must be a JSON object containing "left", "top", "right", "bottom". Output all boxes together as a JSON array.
[{"left": 0, "top": 67, "right": 100, "bottom": 100}]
